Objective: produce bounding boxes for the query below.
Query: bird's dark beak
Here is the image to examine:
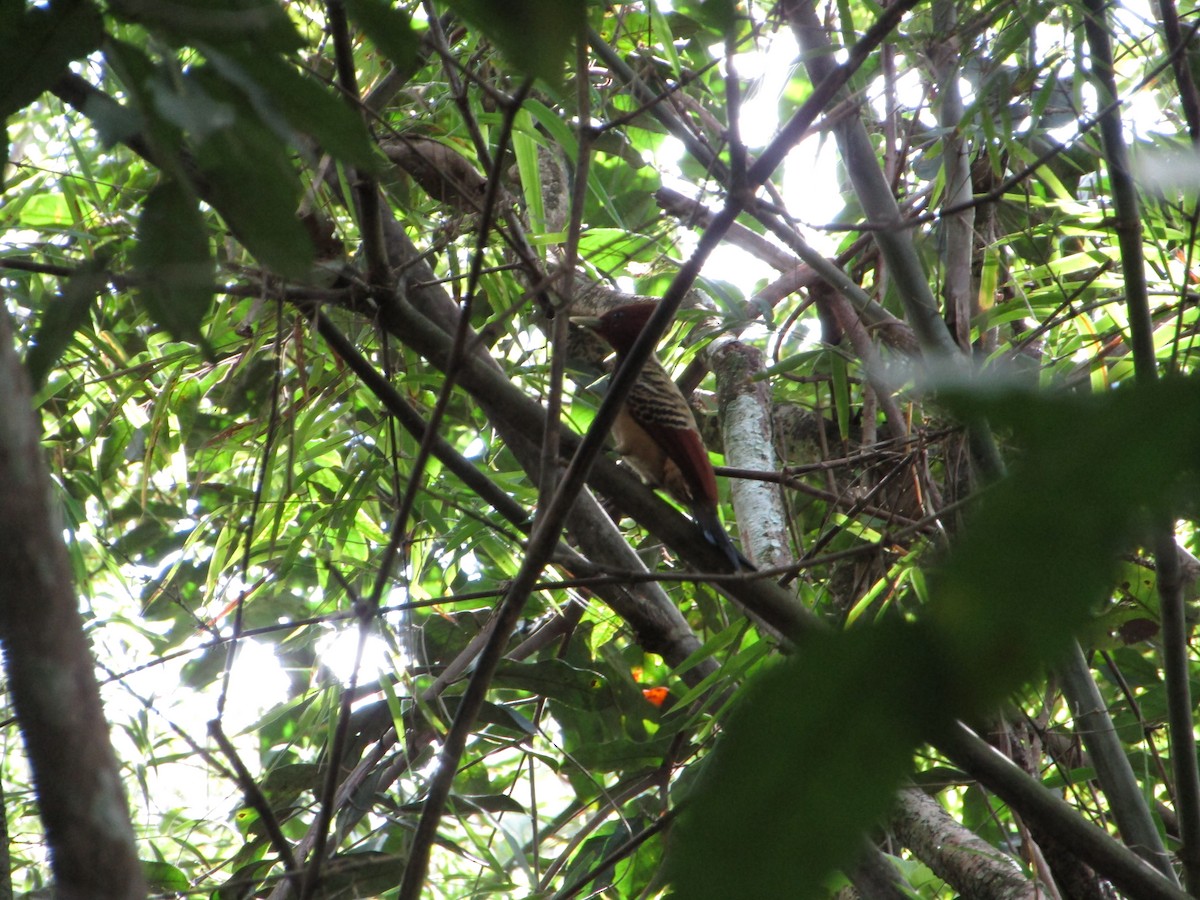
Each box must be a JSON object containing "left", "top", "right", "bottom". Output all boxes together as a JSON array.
[{"left": 569, "top": 315, "right": 603, "bottom": 329}]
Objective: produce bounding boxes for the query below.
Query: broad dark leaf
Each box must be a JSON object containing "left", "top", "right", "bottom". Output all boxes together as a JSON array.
[
  {"left": 344, "top": 0, "right": 421, "bottom": 74},
  {"left": 670, "top": 377, "right": 1200, "bottom": 899},
  {"left": 0, "top": 0, "right": 103, "bottom": 119},
  {"left": 189, "top": 88, "right": 313, "bottom": 278},
  {"left": 310, "top": 851, "right": 408, "bottom": 900},
  {"left": 107, "top": 0, "right": 302, "bottom": 52},
  {"left": 442, "top": 0, "right": 587, "bottom": 84},
  {"left": 675, "top": 0, "right": 739, "bottom": 36},
  {"left": 204, "top": 47, "right": 379, "bottom": 171},
  {"left": 141, "top": 859, "right": 189, "bottom": 892},
  {"left": 669, "top": 623, "right": 935, "bottom": 899},
  {"left": 132, "top": 178, "right": 214, "bottom": 343},
  {"left": 493, "top": 658, "right": 615, "bottom": 709}
]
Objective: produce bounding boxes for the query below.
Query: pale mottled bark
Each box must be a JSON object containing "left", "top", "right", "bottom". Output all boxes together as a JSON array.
[
  {"left": 709, "top": 338, "right": 790, "bottom": 569},
  {"left": 892, "top": 787, "right": 1045, "bottom": 900}
]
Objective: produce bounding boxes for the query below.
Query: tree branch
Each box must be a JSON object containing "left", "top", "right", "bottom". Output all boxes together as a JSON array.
[
  {"left": 891, "top": 787, "right": 1046, "bottom": 899},
  {"left": 0, "top": 311, "right": 145, "bottom": 900},
  {"left": 940, "top": 724, "right": 1189, "bottom": 900},
  {"left": 1082, "top": 0, "right": 1200, "bottom": 888}
]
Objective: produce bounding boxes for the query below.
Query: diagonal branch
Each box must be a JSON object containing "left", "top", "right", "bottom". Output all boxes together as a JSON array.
[
  {"left": 1082, "top": 0, "right": 1200, "bottom": 888},
  {"left": 393, "top": 4, "right": 940, "bottom": 894},
  {"left": 940, "top": 724, "right": 1189, "bottom": 900}
]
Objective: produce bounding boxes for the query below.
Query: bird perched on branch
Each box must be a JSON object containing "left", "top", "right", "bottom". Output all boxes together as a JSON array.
[{"left": 571, "top": 301, "right": 753, "bottom": 571}]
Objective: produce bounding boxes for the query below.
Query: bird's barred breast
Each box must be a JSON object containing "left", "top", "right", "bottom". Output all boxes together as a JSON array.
[{"left": 625, "top": 363, "right": 698, "bottom": 431}]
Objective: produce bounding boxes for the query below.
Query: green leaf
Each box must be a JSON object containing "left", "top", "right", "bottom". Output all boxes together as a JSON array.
[
  {"left": 512, "top": 113, "right": 546, "bottom": 233},
  {"left": 577, "top": 228, "right": 663, "bottom": 269},
  {"left": 108, "top": 0, "right": 302, "bottom": 53},
  {"left": 646, "top": 1, "right": 681, "bottom": 77},
  {"left": 567, "top": 735, "right": 675, "bottom": 772},
  {"left": 830, "top": 349, "right": 850, "bottom": 442},
  {"left": 493, "top": 659, "right": 614, "bottom": 709},
  {"left": 669, "top": 624, "right": 932, "bottom": 900},
  {"left": 442, "top": 0, "right": 586, "bottom": 84},
  {"left": 676, "top": 0, "right": 738, "bottom": 36},
  {"left": 344, "top": 0, "right": 421, "bottom": 73},
  {"left": 115, "top": 53, "right": 314, "bottom": 276},
  {"left": 396, "top": 793, "right": 526, "bottom": 816},
  {"left": 524, "top": 98, "right": 579, "bottom": 159},
  {"left": 192, "top": 104, "right": 313, "bottom": 279},
  {"left": 147, "top": 70, "right": 238, "bottom": 142},
  {"left": 132, "top": 179, "right": 215, "bottom": 343},
  {"left": 26, "top": 254, "right": 106, "bottom": 387},
  {"left": 926, "top": 379, "right": 1200, "bottom": 689},
  {"left": 309, "top": 851, "right": 408, "bottom": 899},
  {"left": 102, "top": 38, "right": 190, "bottom": 177},
  {"left": 204, "top": 47, "right": 379, "bottom": 171},
  {"left": 261, "top": 762, "right": 321, "bottom": 804},
  {"left": 671, "top": 376, "right": 1200, "bottom": 899},
  {"left": 216, "top": 859, "right": 274, "bottom": 899},
  {"left": 142, "top": 859, "right": 189, "bottom": 892},
  {"left": 0, "top": 0, "right": 104, "bottom": 119}
]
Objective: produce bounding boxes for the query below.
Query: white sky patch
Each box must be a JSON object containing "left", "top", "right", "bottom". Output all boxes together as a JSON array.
[
  {"left": 646, "top": 134, "right": 684, "bottom": 172},
  {"left": 1112, "top": 0, "right": 1155, "bottom": 34},
  {"left": 1124, "top": 85, "right": 1170, "bottom": 138},
  {"left": 650, "top": 30, "right": 846, "bottom": 293},
  {"left": 220, "top": 638, "right": 292, "bottom": 731},
  {"left": 114, "top": 637, "right": 290, "bottom": 735},
  {"left": 958, "top": 75, "right": 977, "bottom": 109},
  {"left": 96, "top": 633, "right": 291, "bottom": 824},
  {"left": 316, "top": 626, "right": 393, "bottom": 685},
  {"left": 1047, "top": 81, "right": 1097, "bottom": 145},
  {"left": 705, "top": 241, "right": 775, "bottom": 297},
  {"left": 116, "top": 646, "right": 285, "bottom": 831},
  {"left": 782, "top": 138, "right": 844, "bottom": 256},
  {"left": 734, "top": 29, "right": 800, "bottom": 148},
  {"left": 869, "top": 65, "right": 927, "bottom": 124}
]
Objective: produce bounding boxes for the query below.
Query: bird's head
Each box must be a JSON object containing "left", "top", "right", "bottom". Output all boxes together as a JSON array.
[{"left": 570, "top": 300, "right": 660, "bottom": 355}]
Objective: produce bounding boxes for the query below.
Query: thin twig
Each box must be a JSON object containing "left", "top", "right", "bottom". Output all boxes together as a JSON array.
[
  {"left": 394, "top": 7, "right": 921, "bottom": 895},
  {"left": 209, "top": 720, "right": 300, "bottom": 884}
]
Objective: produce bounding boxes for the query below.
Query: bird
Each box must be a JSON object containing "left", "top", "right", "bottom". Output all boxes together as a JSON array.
[{"left": 571, "top": 301, "right": 753, "bottom": 571}]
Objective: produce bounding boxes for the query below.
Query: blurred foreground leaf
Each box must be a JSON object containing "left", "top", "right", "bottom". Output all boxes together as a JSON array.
[{"left": 670, "top": 377, "right": 1200, "bottom": 899}]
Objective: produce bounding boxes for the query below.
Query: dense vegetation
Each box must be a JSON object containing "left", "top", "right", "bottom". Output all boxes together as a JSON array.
[{"left": 3, "top": 0, "right": 1200, "bottom": 897}]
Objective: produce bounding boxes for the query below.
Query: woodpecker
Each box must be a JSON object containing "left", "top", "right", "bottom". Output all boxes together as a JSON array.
[{"left": 572, "top": 301, "right": 753, "bottom": 571}]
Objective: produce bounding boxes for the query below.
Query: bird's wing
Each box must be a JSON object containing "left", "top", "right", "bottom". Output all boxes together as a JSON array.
[
  {"left": 622, "top": 359, "right": 754, "bottom": 571},
  {"left": 624, "top": 363, "right": 719, "bottom": 507}
]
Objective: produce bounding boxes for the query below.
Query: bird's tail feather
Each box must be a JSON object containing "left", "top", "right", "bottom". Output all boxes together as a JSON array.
[{"left": 693, "top": 507, "right": 755, "bottom": 572}]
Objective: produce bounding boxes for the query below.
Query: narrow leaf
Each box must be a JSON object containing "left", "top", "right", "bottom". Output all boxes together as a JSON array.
[
  {"left": 830, "top": 349, "right": 850, "bottom": 441},
  {"left": 344, "top": 0, "right": 421, "bottom": 73},
  {"left": 26, "top": 254, "right": 106, "bottom": 387}
]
